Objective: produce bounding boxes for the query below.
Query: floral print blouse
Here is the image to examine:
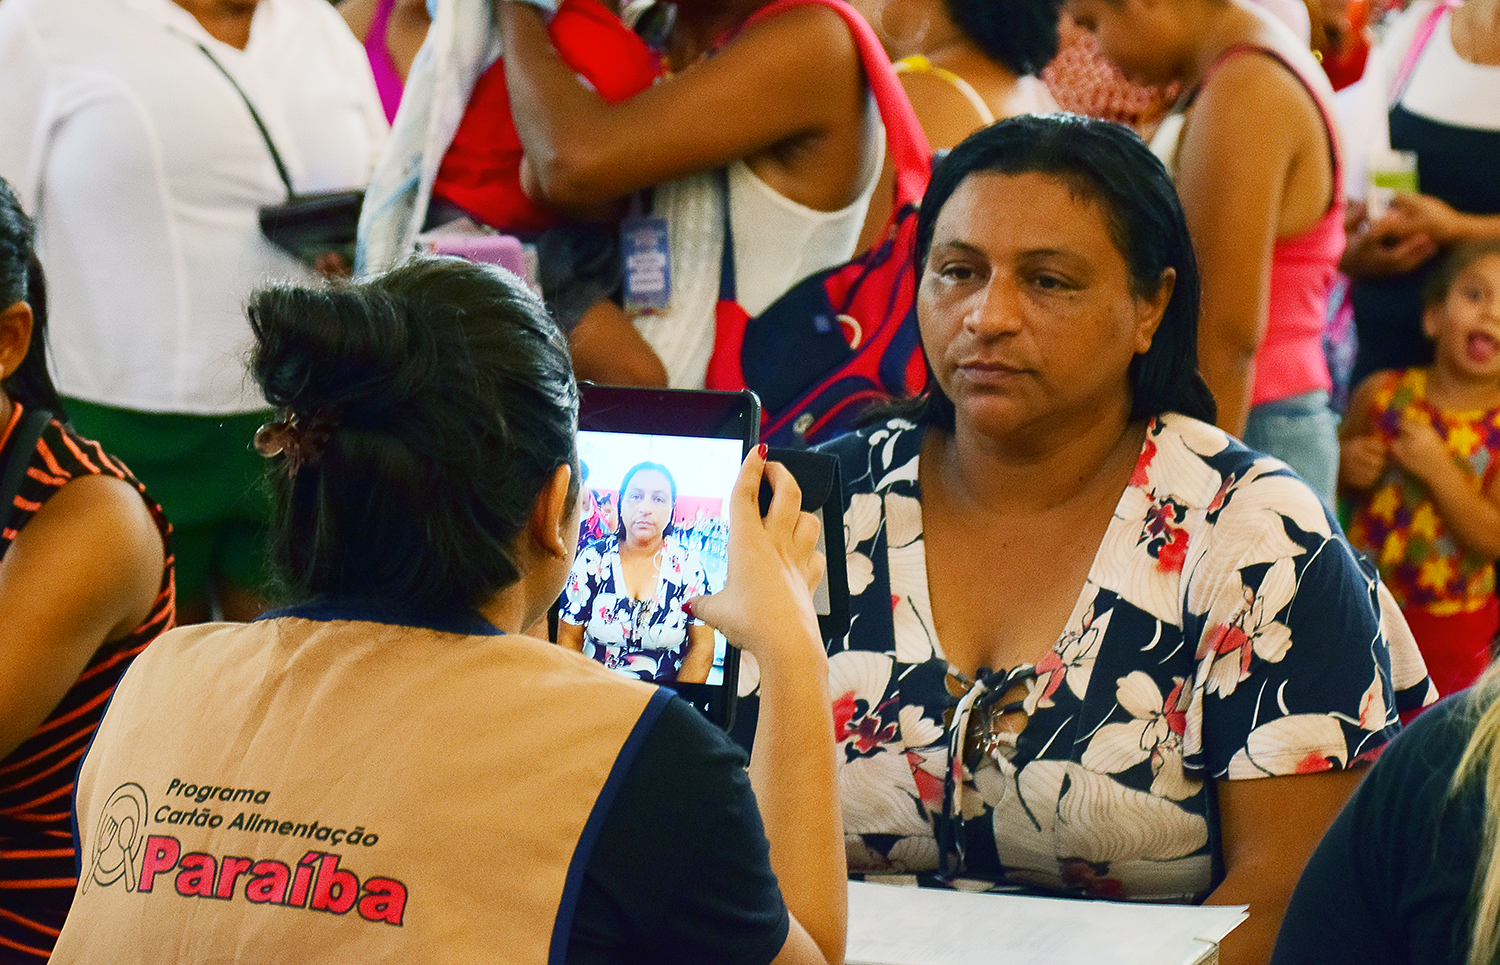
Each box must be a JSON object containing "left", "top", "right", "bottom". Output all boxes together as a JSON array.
[
  {"left": 560, "top": 534, "right": 710, "bottom": 683},
  {"left": 819, "top": 414, "right": 1435, "bottom": 901}
]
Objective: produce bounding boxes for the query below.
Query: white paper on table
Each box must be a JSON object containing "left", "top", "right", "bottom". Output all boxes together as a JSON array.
[{"left": 847, "top": 879, "right": 1248, "bottom": 965}]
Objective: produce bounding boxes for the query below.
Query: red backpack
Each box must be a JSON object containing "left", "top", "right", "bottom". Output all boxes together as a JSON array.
[{"left": 703, "top": 0, "right": 933, "bottom": 447}]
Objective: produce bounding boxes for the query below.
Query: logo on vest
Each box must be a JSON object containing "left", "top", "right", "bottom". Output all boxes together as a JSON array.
[
  {"left": 82, "top": 782, "right": 408, "bottom": 926},
  {"left": 84, "top": 783, "right": 148, "bottom": 894}
]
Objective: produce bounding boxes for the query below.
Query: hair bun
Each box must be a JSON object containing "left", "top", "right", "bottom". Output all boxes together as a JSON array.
[{"left": 247, "top": 282, "right": 438, "bottom": 423}]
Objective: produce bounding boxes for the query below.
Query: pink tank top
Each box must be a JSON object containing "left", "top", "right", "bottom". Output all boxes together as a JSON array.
[
  {"left": 365, "top": 0, "right": 404, "bottom": 124},
  {"left": 1200, "top": 45, "right": 1345, "bottom": 406}
]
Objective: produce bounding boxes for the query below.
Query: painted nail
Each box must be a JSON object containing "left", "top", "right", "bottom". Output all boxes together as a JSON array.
[
  {"left": 682, "top": 598, "right": 697, "bottom": 618},
  {"left": 757, "top": 443, "right": 768, "bottom": 459}
]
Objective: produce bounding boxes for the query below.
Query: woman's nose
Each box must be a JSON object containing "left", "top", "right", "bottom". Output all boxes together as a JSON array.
[{"left": 962, "top": 279, "right": 1024, "bottom": 338}]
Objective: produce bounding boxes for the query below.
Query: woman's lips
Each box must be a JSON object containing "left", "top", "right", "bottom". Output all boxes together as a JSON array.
[{"left": 955, "top": 360, "right": 1028, "bottom": 386}]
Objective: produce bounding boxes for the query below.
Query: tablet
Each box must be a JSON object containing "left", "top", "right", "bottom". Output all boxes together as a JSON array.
[{"left": 556, "top": 384, "right": 759, "bottom": 729}]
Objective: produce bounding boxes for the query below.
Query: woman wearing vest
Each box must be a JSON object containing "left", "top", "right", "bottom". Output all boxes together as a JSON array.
[
  {"left": 51, "top": 257, "right": 844, "bottom": 965},
  {"left": 0, "top": 180, "right": 175, "bottom": 962}
]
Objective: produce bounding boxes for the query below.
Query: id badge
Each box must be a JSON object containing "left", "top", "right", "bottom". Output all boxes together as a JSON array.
[{"left": 621, "top": 216, "right": 671, "bottom": 314}]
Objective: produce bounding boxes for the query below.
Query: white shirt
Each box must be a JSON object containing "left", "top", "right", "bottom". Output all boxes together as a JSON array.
[
  {"left": 0, "top": 0, "right": 386, "bottom": 414},
  {"left": 633, "top": 97, "right": 886, "bottom": 390}
]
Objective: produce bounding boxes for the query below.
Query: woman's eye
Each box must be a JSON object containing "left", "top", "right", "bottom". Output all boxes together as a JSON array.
[
  {"left": 936, "top": 262, "right": 978, "bottom": 283},
  {"left": 1030, "top": 272, "right": 1076, "bottom": 292}
]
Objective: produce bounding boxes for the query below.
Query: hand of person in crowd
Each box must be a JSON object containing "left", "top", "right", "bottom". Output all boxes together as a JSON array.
[
  {"left": 567, "top": 301, "right": 669, "bottom": 388},
  {"left": 1340, "top": 199, "right": 1438, "bottom": 279},
  {"left": 1339, "top": 433, "right": 1388, "bottom": 490},
  {"left": 1386, "top": 193, "right": 1473, "bottom": 247},
  {"left": 1389, "top": 409, "right": 1453, "bottom": 482}
]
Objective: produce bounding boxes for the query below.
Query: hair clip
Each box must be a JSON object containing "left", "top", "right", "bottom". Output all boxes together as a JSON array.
[{"left": 254, "top": 407, "right": 339, "bottom": 478}]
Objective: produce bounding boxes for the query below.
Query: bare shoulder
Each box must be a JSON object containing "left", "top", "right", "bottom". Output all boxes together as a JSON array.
[
  {"left": 897, "top": 70, "right": 988, "bottom": 151},
  {"left": 734, "top": 3, "right": 860, "bottom": 67},
  {"left": 13, "top": 475, "right": 164, "bottom": 594},
  {"left": 1190, "top": 49, "right": 1324, "bottom": 154}
]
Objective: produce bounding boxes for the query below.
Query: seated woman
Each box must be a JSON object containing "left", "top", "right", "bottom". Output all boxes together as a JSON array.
[
  {"left": 560, "top": 460, "right": 716, "bottom": 684},
  {"left": 858, "top": 0, "right": 1062, "bottom": 150},
  {"left": 1271, "top": 660, "right": 1500, "bottom": 965},
  {"left": 1067, "top": 0, "right": 1347, "bottom": 504},
  {"left": 0, "top": 179, "right": 174, "bottom": 961},
  {"left": 51, "top": 257, "right": 844, "bottom": 965},
  {"left": 817, "top": 115, "right": 1433, "bottom": 965},
  {"left": 498, "top": 0, "right": 890, "bottom": 389}
]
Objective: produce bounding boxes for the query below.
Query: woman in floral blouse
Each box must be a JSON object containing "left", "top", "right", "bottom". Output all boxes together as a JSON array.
[{"left": 817, "top": 114, "right": 1434, "bottom": 965}]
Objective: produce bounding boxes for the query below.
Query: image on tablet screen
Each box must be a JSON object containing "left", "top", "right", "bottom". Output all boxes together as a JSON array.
[{"left": 558, "top": 430, "right": 743, "bottom": 687}]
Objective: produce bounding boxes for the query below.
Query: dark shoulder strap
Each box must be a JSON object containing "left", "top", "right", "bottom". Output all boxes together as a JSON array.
[
  {"left": 195, "top": 43, "right": 295, "bottom": 198},
  {"left": 0, "top": 405, "right": 52, "bottom": 536}
]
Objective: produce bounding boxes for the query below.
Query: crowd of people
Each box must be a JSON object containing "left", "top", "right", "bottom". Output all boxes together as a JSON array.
[{"left": 1, "top": 0, "right": 1499, "bottom": 962}]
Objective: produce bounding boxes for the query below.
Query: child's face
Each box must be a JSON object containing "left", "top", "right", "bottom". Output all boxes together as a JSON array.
[{"left": 1426, "top": 253, "right": 1500, "bottom": 380}]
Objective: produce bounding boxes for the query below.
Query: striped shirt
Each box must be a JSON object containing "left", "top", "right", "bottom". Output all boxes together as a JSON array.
[{"left": 0, "top": 402, "right": 174, "bottom": 961}]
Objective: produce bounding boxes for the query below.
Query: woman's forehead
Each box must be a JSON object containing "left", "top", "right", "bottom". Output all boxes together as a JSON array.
[{"left": 932, "top": 171, "right": 1114, "bottom": 252}]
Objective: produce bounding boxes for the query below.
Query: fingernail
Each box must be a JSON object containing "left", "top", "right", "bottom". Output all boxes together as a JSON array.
[
  {"left": 757, "top": 443, "right": 768, "bottom": 460},
  {"left": 682, "top": 598, "right": 697, "bottom": 618}
]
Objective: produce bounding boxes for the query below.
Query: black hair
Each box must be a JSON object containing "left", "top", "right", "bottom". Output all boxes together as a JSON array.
[
  {"left": 615, "top": 461, "right": 678, "bottom": 541},
  {"left": 898, "top": 112, "right": 1215, "bottom": 431},
  {"left": 0, "top": 178, "right": 66, "bottom": 417},
  {"left": 1424, "top": 240, "right": 1500, "bottom": 309},
  {"left": 247, "top": 257, "right": 579, "bottom": 615},
  {"left": 944, "top": 0, "right": 1063, "bottom": 77}
]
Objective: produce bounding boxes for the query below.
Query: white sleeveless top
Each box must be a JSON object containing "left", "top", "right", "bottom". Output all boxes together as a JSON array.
[{"left": 633, "top": 96, "right": 886, "bottom": 389}]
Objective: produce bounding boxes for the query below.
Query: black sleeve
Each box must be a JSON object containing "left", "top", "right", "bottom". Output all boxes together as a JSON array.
[
  {"left": 565, "top": 695, "right": 791, "bottom": 965},
  {"left": 1270, "top": 697, "right": 1481, "bottom": 965}
]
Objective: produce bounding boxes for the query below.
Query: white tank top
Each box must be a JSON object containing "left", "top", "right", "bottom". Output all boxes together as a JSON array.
[{"left": 633, "top": 96, "right": 886, "bottom": 389}]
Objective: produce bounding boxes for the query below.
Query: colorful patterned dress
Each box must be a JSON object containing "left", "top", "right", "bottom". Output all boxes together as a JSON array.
[
  {"left": 1345, "top": 368, "right": 1500, "bottom": 694},
  {"left": 820, "top": 414, "right": 1434, "bottom": 901}
]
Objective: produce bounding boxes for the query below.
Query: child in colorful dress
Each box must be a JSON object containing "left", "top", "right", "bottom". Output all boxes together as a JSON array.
[{"left": 1342, "top": 240, "right": 1500, "bottom": 696}]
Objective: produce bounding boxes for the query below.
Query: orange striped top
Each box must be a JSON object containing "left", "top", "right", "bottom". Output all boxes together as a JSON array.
[{"left": 0, "top": 402, "right": 174, "bottom": 961}]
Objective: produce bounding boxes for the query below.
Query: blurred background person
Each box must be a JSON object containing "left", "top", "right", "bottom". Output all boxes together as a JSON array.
[
  {"left": 1069, "top": 0, "right": 1347, "bottom": 505},
  {"left": 0, "top": 0, "right": 385, "bottom": 623},
  {"left": 852, "top": 0, "right": 1062, "bottom": 150},
  {"left": 497, "top": 0, "right": 892, "bottom": 390},
  {"left": 1340, "top": 0, "right": 1500, "bottom": 389},
  {"left": 1340, "top": 242, "right": 1500, "bottom": 698}
]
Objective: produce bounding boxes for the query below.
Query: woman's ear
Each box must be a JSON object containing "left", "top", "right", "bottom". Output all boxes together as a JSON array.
[
  {"left": 528, "top": 463, "right": 576, "bottom": 560},
  {"left": 1132, "top": 268, "right": 1175, "bottom": 354},
  {"left": 0, "top": 301, "right": 34, "bottom": 380}
]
